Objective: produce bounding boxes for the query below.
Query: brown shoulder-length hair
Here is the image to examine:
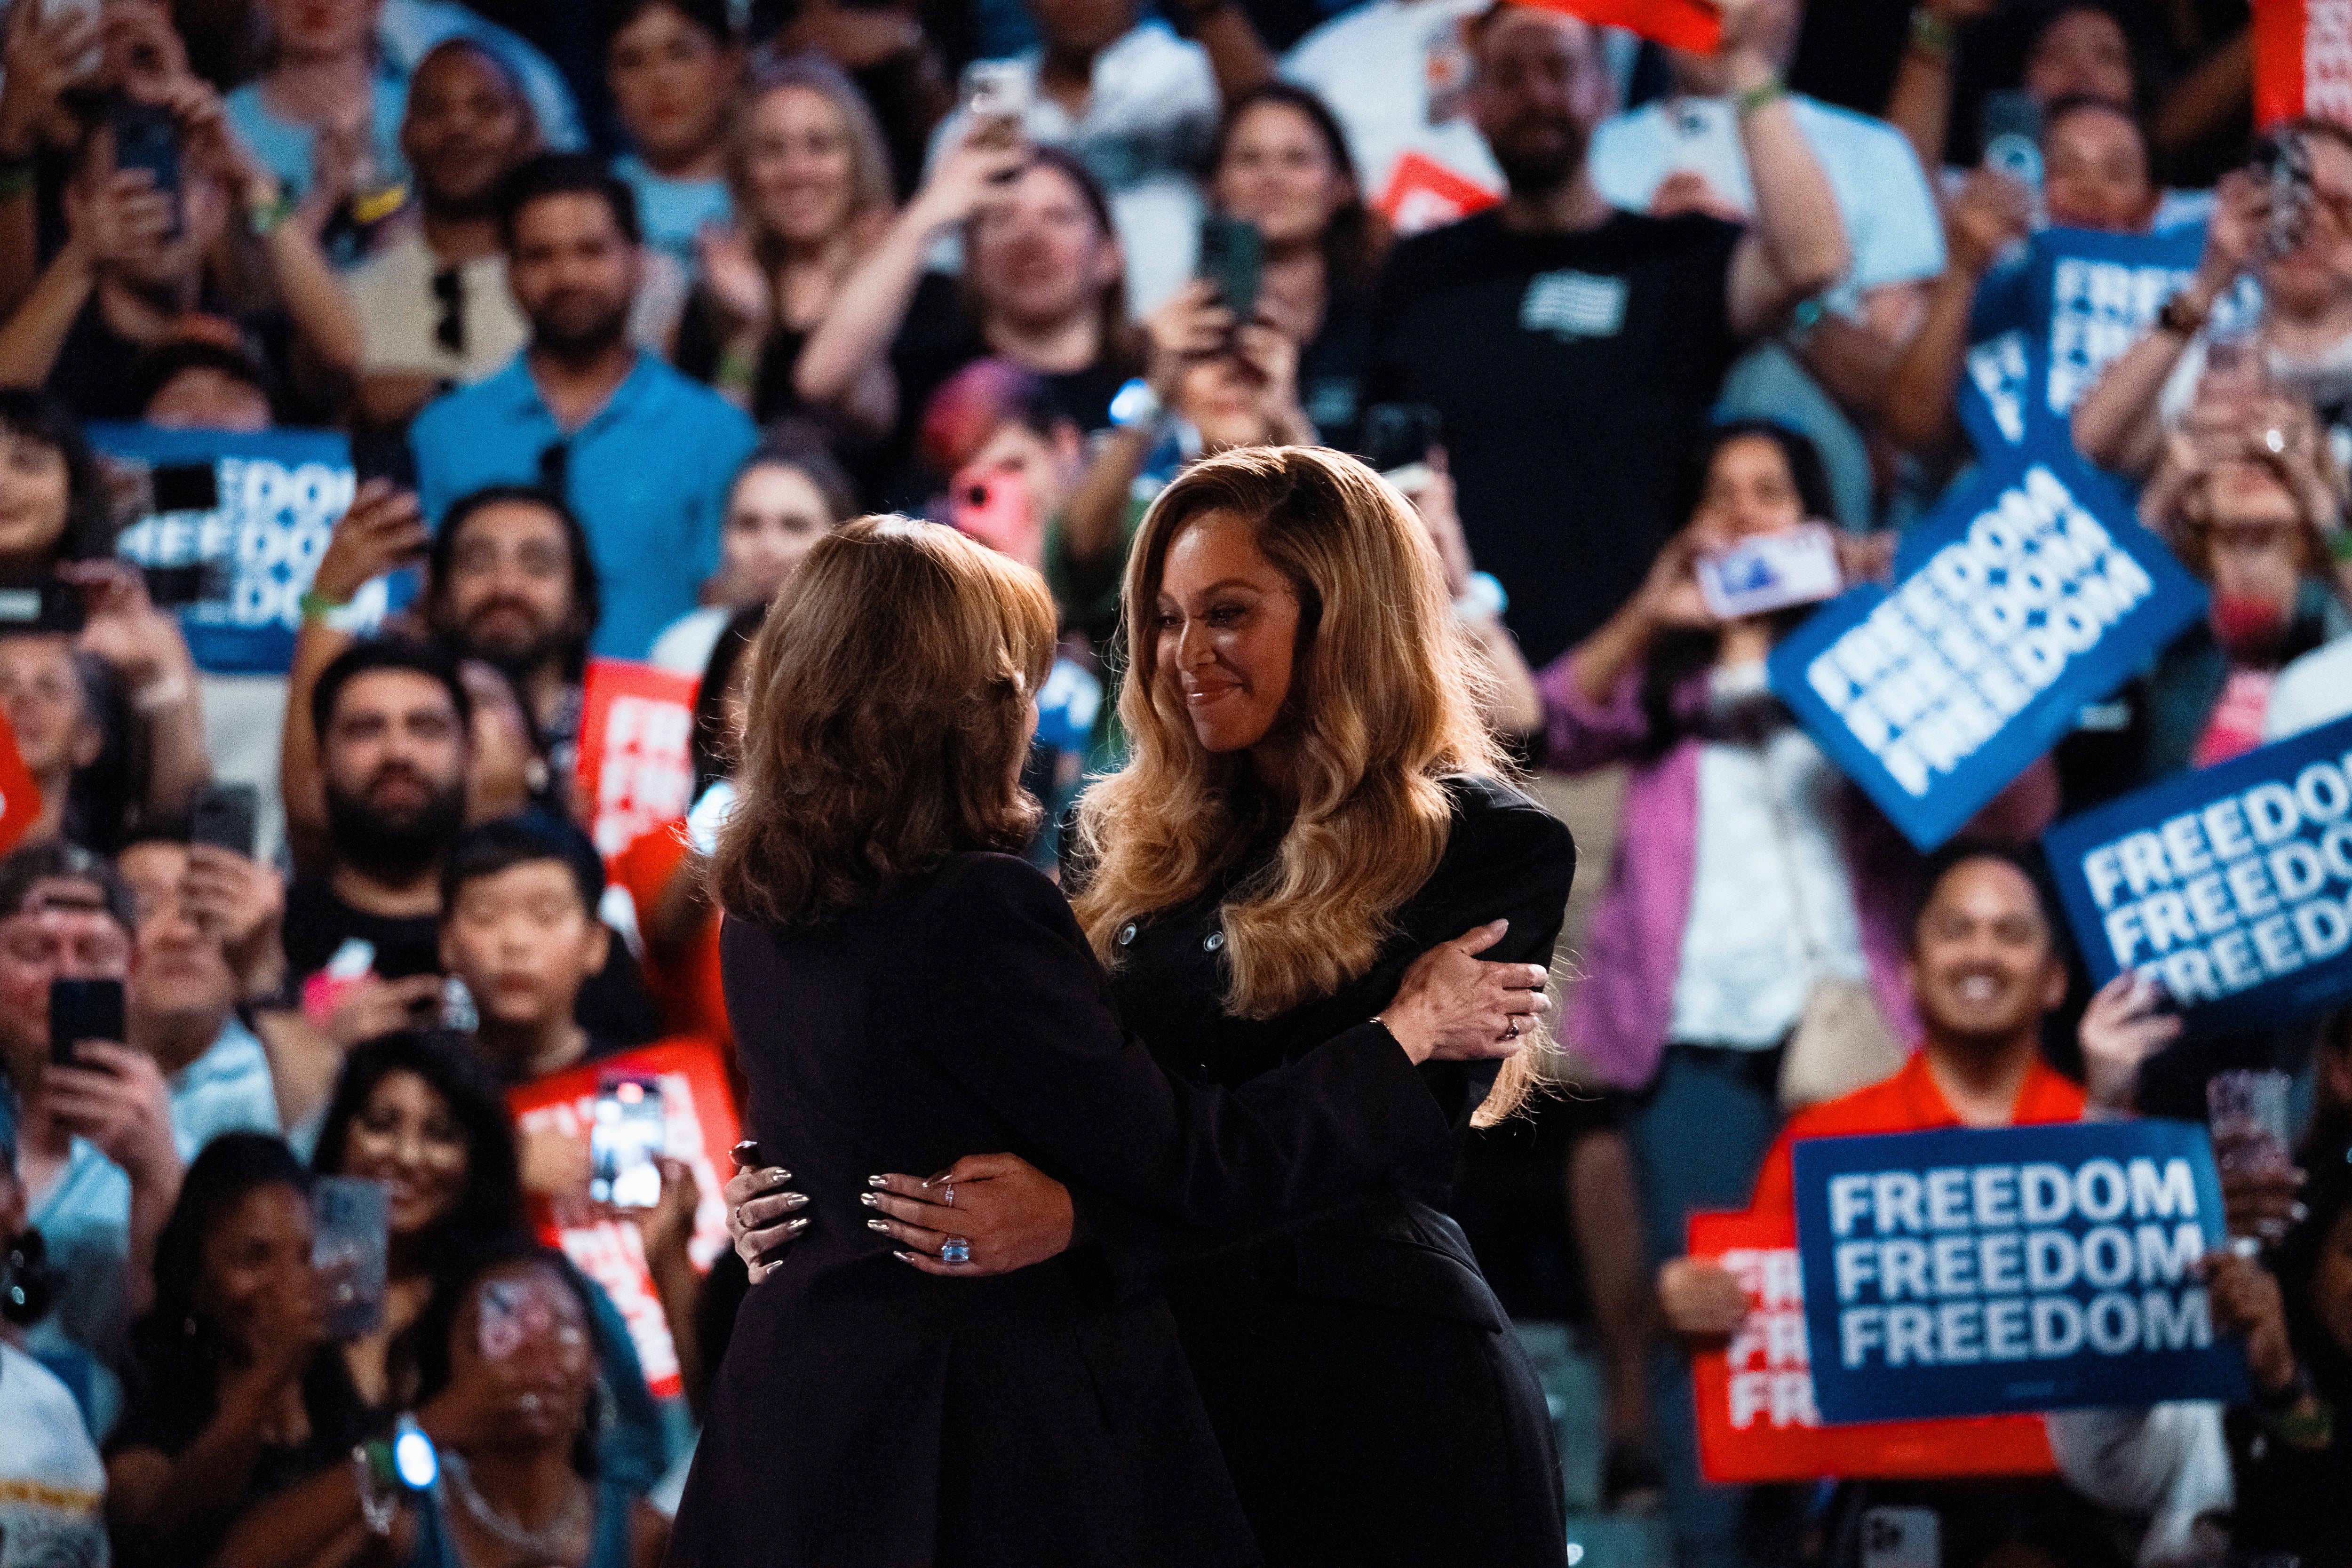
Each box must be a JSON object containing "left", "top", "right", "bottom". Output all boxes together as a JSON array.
[
  {"left": 1072, "top": 447, "right": 1548, "bottom": 1122},
  {"left": 709, "top": 517, "right": 1057, "bottom": 925}
]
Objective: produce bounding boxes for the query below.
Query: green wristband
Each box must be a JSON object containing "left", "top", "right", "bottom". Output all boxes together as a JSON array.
[
  {"left": 298, "top": 589, "right": 349, "bottom": 622},
  {"left": 1736, "top": 76, "right": 1788, "bottom": 118}
]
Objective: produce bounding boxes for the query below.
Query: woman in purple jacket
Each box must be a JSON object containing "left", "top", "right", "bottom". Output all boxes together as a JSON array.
[{"left": 1535, "top": 419, "right": 2056, "bottom": 1550}]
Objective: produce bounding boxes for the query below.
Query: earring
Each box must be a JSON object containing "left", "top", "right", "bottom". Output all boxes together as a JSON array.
[{"left": 0, "top": 1229, "right": 48, "bottom": 1326}]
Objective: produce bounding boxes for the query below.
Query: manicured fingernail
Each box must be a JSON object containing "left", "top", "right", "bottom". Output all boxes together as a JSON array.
[
  {"left": 893, "top": 1251, "right": 919, "bottom": 1264},
  {"left": 782, "top": 1193, "right": 808, "bottom": 1210},
  {"left": 766, "top": 1169, "right": 791, "bottom": 1183},
  {"left": 785, "top": 1217, "right": 809, "bottom": 1232},
  {"left": 858, "top": 1192, "right": 879, "bottom": 1208},
  {"left": 867, "top": 1218, "right": 890, "bottom": 1234},
  {"left": 866, "top": 1175, "right": 886, "bottom": 1187}
]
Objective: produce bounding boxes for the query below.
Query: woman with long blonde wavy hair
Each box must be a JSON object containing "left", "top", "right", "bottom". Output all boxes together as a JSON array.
[{"left": 739, "top": 448, "right": 1580, "bottom": 1567}]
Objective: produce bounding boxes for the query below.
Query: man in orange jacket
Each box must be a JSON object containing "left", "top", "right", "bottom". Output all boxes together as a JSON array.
[{"left": 1655, "top": 842, "right": 2178, "bottom": 1566}]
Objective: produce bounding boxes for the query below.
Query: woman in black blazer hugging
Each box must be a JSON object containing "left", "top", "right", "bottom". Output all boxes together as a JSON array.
[
  {"left": 664, "top": 515, "right": 1548, "bottom": 1568},
  {"left": 734, "top": 448, "right": 1580, "bottom": 1568}
]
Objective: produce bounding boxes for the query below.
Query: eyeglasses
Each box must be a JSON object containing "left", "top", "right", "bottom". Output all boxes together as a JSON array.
[{"left": 431, "top": 267, "right": 465, "bottom": 358}]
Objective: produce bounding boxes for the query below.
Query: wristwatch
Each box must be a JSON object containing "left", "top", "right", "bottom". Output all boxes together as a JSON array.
[{"left": 1109, "top": 377, "right": 1165, "bottom": 433}]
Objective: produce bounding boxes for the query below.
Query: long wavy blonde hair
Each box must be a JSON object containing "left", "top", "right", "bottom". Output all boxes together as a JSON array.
[{"left": 1073, "top": 447, "right": 1547, "bottom": 1122}]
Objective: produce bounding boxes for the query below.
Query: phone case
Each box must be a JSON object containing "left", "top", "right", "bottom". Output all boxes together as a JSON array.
[{"left": 312, "top": 1177, "right": 389, "bottom": 1340}]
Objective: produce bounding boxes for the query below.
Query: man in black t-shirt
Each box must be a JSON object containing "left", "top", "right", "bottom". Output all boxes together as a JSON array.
[{"left": 1364, "top": 0, "right": 1850, "bottom": 668}]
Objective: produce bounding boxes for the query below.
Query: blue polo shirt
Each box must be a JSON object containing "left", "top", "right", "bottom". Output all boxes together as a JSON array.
[{"left": 409, "top": 350, "right": 759, "bottom": 659}]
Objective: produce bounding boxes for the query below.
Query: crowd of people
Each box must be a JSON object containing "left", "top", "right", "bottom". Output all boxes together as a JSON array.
[{"left": 0, "top": 0, "right": 2335, "bottom": 1562}]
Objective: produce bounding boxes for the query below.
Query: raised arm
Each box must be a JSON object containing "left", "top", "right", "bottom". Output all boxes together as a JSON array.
[
  {"left": 0, "top": 0, "right": 98, "bottom": 322},
  {"left": 279, "top": 484, "right": 429, "bottom": 873},
  {"left": 1881, "top": 0, "right": 1992, "bottom": 175},
  {"left": 2072, "top": 170, "right": 2262, "bottom": 475},
  {"left": 792, "top": 130, "right": 1025, "bottom": 417},
  {"left": 1882, "top": 168, "right": 2031, "bottom": 455},
  {"left": 1720, "top": 0, "right": 1850, "bottom": 339}
]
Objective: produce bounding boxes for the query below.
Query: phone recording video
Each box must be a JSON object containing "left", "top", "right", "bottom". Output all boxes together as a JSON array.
[
  {"left": 48, "top": 977, "right": 126, "bottom": 1067},
  {"left": 0, "top": 578, "right": 87, "bottom": 638},
  {"left": 1695, "top": 523, "right": 1845, "bottom": 621},
  {"left": 961, "top": 62, "right": 1030, "bottom": 153},
  {"left": 589, "top": 1075, "right": 667, "bottom": 1209},
  {"left": 106, "top": 96, "right": 182, "bottom": 238},
  {"left": 1197, "top": 214, "right": 1263, "bottom": 322},
  {"left": 191, "top": 782, "right": 260, "bottom": 859}
]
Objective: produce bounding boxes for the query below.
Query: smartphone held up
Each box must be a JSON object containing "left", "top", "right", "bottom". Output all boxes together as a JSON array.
[
  {"left": 1695, "top": 523, "right": 1845, "bottom": 621},
  {"left": 590, "top": 1074, "right": 667, "bottom": 1210}
]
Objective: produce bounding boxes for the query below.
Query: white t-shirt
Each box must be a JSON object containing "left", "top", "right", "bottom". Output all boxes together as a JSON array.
[
  {"left": 347, "top": 233, "right": 688, "bottom": 383},
  {"left": 1282, "top": 0, "right": 1502, "bottom": 231},
  {"left": 926, "top": 23, "right": 1219, "bottom": 314},
  {"left": 0, "top": 1342, "right": 107, "bottom": 1568},
  {"left": 347, "top": 234, "right": 529, "bottom": 383},
  {"left": 1591, "top": 94, "right": 1945, "bottom": 315},
  {"left": 2263, "top": 636, "right": 2352, "bottom": 740},
  {"left": 1669, "top": 662, "right": 1870, "bottom": 1049},
  {"left": 647, "top": 605, "right": 731, "bottom": 679}
]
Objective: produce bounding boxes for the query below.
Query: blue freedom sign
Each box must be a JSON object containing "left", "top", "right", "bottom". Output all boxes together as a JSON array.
[
  {"left": 92, "top": 424, "right": 396, "bottom": 675},
  {"left": 1793, "top": 1120, "right": 2247, "bottom": 1424},
  {"left": 2045, "top": 714, "right": 2352, "bottom": 1035},
  {"left": 1770, "top": 443, "right": 2208, "bottom": 851},
  {"left": 1955, "top": 328, "right": 2040, "bottom": 454}
]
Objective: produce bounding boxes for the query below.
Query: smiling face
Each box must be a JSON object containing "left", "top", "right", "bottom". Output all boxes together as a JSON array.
[
  {"left": 1212, "top": 100, "right": 1351, "bottom": 253},
  {"left": 1691, "top": 433, "right": 1806, "bottom": 545},
  {"left": 404, "top": 43, "right": 538, "bottom": 215},
  {"left": 342, "top": 1068, "right": 471, "bottom": 1239},
  {"left": 436, "top": 499, "right": 584, "bottom": 673},
  {"left": 0, "top": 429, "right": 73, "bottom": 572},
  {"left": 1152, "top": 509, "right": 1302, "bottom": 755},
  {"left": 968, "top": 161, "right": 1121, "bottom": 335},
  {"left": 1906, "top": 858, "right": 2068, "bottom": 1053},
  {"left": 194, "top": 1180, "right": 318, "bottom": 1363},
  {"left": 448, "top": 1259, "right": 593, "bottom": 1452},
  {"left": 742, "top": 84, "right": 859, "bottom": 247},
  {"left": 2042, "top": 102, "right": 2157, "bottom": 232}
]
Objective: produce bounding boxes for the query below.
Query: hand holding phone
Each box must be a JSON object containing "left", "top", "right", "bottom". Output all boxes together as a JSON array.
[
  {"left": 589, "top": 1076, "right": 667, "bottom": 1209},
  {"left": 1694, "top": 523, "right": 1843, "bottom": 621},
  {"left": 960, "top": 61, "right": 1029, "bottom": 152},
  {"left": 48, "top": 976, "right": 125, "bottom": 1066},
  {"left": 1196, "top": 214, "right": 1263, "bottom": 323},
  {"left": 312, "top": 1176, "right": 389, "bottom": 1339}
]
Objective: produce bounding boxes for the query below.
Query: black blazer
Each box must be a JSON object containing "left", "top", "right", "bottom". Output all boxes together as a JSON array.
[
  {"left": 665, "top": 852, "right": 1455, "bottom": 1568},
  {"left": 1084, "top": 776, "right": 1577, "bottom": 1312},
  {"left": 1076, "top": 776, "right": 1577, "bottom": 1568}
]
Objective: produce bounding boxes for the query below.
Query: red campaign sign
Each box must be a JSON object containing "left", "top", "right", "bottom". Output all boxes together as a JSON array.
[
  {"left": 1524, "top": 0, "right": 1720, "bottom": 52},
  {"left": 2253, "top": 0, "right": 2352, "bottom": 128},
  {"left": 577, "top": 659, "right": 699, "bottom": 861},
  {"left": 507, "top": 1038, "right": 741, "bottom": 1401},
  {"left": 0, "top": 706, "right": 43, "bottom": 859},
  {"left": 1689, "top": 1210, "right": 2057, "bottom": 1483},
  {"left": 1377, "top": 151, "right": 1502, "bottom": 236}
]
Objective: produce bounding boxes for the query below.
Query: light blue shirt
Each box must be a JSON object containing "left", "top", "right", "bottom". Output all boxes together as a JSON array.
[
  {"left": 1590, "top": 94, "right": 1945, "bottom": 316},
  {"left": 168, "top": 1017, "right": 281, "bottom": 1163},
  {"left": 409, "top": 351, "right": 758, "bottom": 660},
  {"left": 612, "top": 155, "right": 731, "bottom": 279},
  {"left": 31, "top": 1018, "right": 285, "bottom": 1361},
  {"left": 223, "top": 75, "right": 410, "bottom": 217}
]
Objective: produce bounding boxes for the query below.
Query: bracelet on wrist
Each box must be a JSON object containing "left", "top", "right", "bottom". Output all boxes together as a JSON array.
[
  {"left": 1735, "top": 75, "right": 1788, "bottom": 118},
  {"left": 131, "top": 673, "right": 191, "bottom": 715},
  {"left": 1908, "top": 6, "right": 1957, "bottom": 59},
  {"left": 247, "top": 184, "right": 298, "bottom": 238},
  {"left": 298, "top": 589, "right": 350, "bottom": 623}
]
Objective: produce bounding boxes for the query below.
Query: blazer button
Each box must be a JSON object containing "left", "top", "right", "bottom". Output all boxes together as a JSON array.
[
  {"left": 1203, "top": 930, "right": 1224, "bottom": 953},
  {"left": 1117, "top": 922, "right": 1136, "bottom": 947}
]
